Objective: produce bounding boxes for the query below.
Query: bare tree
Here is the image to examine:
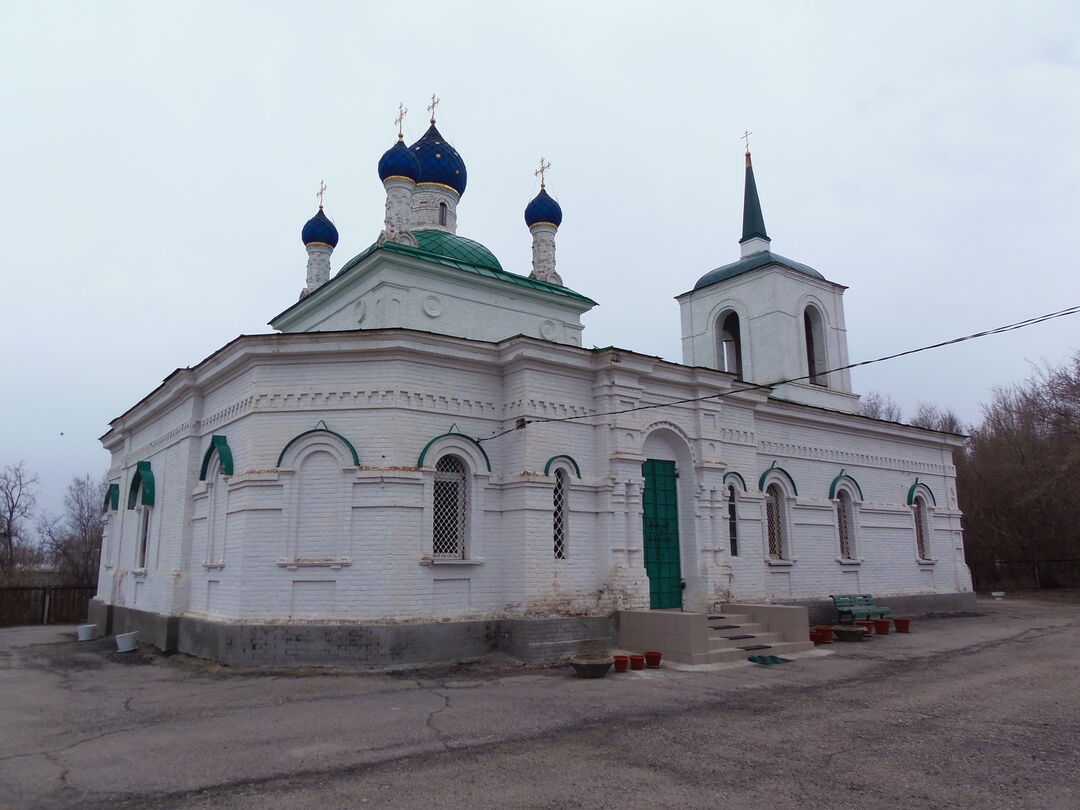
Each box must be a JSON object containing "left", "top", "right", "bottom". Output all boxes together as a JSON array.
[
  {"left": 0, "top": 461, "right": 41, "bottom": 583},
  {"left": 859, "top": 391, "right": 904, "bottom": 422},
  {"left": 910, "top": 402, "right": 966, "bottom": 434},
  {"left": 38, "top": 474, "right": 106, "bottom": 587}
]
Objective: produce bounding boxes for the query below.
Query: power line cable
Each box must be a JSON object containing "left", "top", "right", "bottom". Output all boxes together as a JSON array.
[{"left": 477, "top": 303, "right": 1080, "bottom": 444}]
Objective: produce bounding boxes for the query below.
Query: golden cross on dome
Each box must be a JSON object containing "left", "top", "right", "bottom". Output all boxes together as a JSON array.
[
  {"left": 315, "top": 179, "right": 326, "bottom": 208},
  {"left": 427, "top": 93, "right": 440, "bottom": 123},
  {"left": 395, "top": 103, "right": 408, "bottom": 139},
  {"left": 740, "top": 130, "right": 753, "bottom": 152},
  {"left": 535, "top": 157, "right": 551, "bottom": 188}
]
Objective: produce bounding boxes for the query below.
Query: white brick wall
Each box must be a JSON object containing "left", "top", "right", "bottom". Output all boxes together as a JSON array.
[{"left": 95, "top": 329, "right": 972, "bottom": 624}]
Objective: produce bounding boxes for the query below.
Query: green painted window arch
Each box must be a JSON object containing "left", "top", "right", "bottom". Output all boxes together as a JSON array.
[
  {"left": 199, "top": 435, "right": 234, "bottom": 480},
  {"left": 543, "top": 454, "right": 582, "bottom": 478},
  {"left": 723, "top": 470, "right": 747, "bottom": 490},
  {"left": 906, "top": 479, "right": 937, "bottom": 506},
  {"left": 127, "top": 461, "right": 154, "bottom": 509},
  {"left": 829, "top": 469, "right": 864, "bottom": 500},
  {"left": 276, "top": 427, "right": 359, "bottom": 468},
  {"left": 417, "top": 432, "right": 491, "bottom": 472},
  {"left": 102, "top": 483, "right": 119, "bottom": 513},
  {"left": 758, "top": 461, "right": 798, "bottom": 496}
]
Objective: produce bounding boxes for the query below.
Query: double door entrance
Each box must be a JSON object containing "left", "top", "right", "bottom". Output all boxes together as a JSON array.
[{"left": 641, "top": 459, "right": 682, "bottom": 609}]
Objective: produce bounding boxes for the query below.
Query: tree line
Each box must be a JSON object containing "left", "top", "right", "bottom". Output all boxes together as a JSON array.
[{"left": 0, "top": 465, "right": 104, "bottom": 587}]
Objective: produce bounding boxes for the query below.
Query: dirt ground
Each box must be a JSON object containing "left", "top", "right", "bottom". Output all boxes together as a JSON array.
[{"left": 1, "top": 595, "right": 1078, "bottom": 809}]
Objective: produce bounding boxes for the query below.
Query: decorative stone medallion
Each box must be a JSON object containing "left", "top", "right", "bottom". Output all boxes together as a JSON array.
[{"left": 423, "top": 295, "right": 443, "bottom": 318}]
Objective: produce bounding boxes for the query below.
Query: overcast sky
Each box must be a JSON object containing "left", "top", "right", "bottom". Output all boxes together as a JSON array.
[{"left": 3, "top": 1, "right": 1078, "bottom": 516}]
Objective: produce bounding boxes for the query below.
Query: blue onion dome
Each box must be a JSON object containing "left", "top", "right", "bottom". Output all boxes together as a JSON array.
[
  {"left": 524, "top": 187, "right": 562, "bottom": 228},
  {"left": 301, "top": 207, "right": 339, "bottom": 248},
  {"left": 378, "top": 138, "right": 421, "bottom": 182},
  {"left": 408, "top": 123, "right": 467, "bottom": 196}
]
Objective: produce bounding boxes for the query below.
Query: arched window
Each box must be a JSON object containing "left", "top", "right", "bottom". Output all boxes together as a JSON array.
[
  {"left": 127, "top": 461, "right": 155, "bottom": 569},
  {"left": 804, "top": 306, "right": 826, "bottom": 386},
  {"left": 913, "top": 495, "right": 931, "bottom": 560},
  {"left": 717, "top": 311, "right": 742, "bottom": 376},
  {"left": 836, "top": 488, "right": 856, "bottom": 560},
  {"left": 205, "top": 456, "right": 228, "bottom": 567},
  {"left": 433, "top": 455, "right": 468, "bottom": 559},
  {"left": 727, "top": 484, "right": 739, "bottom": 556},
  {"left": 765, "top": 483, "right": 787, "bottom": 559},
  {"left": 438, "top": 201, "right": 448, "bottom": 226},
  {"left": 553, "top": 468, "right": 568, "bottom": 559}
]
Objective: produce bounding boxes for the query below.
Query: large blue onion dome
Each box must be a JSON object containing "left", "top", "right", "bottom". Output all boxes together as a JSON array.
[
  {"left": 524, "top": 187, "right": 562, "bottom": 228},
  {"left": 301, "top": 207, "right": 339, "bottom": 248},
  {"left": 408, "top": 124, "right": 467, "bottom": 195},
  {"left": 378, "top": 138, "right": 421, "bottom": 182}
]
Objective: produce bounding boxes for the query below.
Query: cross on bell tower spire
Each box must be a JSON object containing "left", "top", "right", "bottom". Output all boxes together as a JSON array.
[
  {"left": 427, "top": 93, "right": 440, "bottom": 124},
  {"left": 395, "top": 103, "right": 407, "bottom": 140}
]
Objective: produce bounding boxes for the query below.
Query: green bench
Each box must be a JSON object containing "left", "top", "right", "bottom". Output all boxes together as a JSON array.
[{"left": 830, "top": 594, "right": 892, "bottom": 624}]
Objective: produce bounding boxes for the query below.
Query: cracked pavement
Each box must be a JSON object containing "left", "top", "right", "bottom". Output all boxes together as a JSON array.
[{"left": 1, "top": 595, "right": 1078, "bottom": 809}]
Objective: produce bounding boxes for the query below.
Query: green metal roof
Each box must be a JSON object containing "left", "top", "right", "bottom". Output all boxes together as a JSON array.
[{"left": 336, "top": 229, "right": 596, "bottom": 305}]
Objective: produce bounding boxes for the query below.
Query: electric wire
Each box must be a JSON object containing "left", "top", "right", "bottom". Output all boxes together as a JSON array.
[{"left": 476, "top": 304, "right": 1080, "bottom": 444}]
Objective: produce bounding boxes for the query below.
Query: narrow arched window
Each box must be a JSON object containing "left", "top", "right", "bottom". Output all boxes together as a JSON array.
[
  {"left": 438, "top": 201, "right": 448, "bottom": 226},
  {"left": 727, "top": 485, "right": 739, "bottom": 556},
  {"left": 804, "top": 306, "right": 826, "bottom": 385},
  {"left": 765, "top": 483, "right": 786, "bottom": 559},
  {"left": 553, "top": 469, "right": 568, "bottom": 559},
  {"left": 836, "top": 489, "right": 855, "bottom": 560},
  {"left": 433, "top": 455, "right": 467, "bottom": 558},
  {"left": 913, "top": 495, "right": 930, "bottom": 560},
  {"left": 717, "top": 312, "right": 743, "bottom": 376},
  {"left": 137, "top": 506, "right": 151, "bottom": 568}
]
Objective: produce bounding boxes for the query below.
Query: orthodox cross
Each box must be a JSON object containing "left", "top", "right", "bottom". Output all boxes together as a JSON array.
[
  {"left": 427, "top": 93, "right": 440, "bottom": 123},
  {"left": 315, "top": 179, "right": 326, "bottom": 208},
  {"left": 740, "top": 130, "right": 753, "bottom": 152},
  {"left": 395, "top": 103, "right": 408, "bottom": 139},
  {"left": 535, "top": 157, "right": 551, "bottom": 188}
]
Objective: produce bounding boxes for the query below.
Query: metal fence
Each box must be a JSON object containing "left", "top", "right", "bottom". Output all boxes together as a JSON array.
[
  {"left": 969, "top": 559, "right": 1080, "bottom": 591},
  {"left": 0, "top": 586, "right": 96, "bottom": 627}
]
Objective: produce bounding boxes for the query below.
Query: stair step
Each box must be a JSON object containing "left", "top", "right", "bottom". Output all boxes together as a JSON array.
[
  {"left": 709, "top": 624, "right": 739, "bottom": 630},
  {"left": 725, "top": 634, "right": 755, "bottom": 640},
  {"left": 740, "top": 644, "right": 772, "bottom": 651}
]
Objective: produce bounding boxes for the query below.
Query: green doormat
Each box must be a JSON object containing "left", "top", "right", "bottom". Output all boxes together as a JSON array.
[{"left": 747, "top": 655, "right": 793, "bottom": 665}]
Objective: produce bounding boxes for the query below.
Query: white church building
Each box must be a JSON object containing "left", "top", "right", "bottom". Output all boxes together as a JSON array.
[{"left": 89, "top": 109, "right": 974, "bottom": 666}]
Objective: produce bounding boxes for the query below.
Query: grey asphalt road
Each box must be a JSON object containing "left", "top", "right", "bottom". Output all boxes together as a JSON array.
[{"left": 1, "top": 596, "right": 1078, "bottom": 809}]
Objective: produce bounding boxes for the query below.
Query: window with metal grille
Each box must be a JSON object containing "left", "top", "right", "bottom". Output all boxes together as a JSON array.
[
  {"left": 836, "top": 489, "right": 854, "bottom": 559},
  {"left": 553, "top": 469, "right": 567, "bottom": 559},
  {"left": 433, "top": 455, "right": 467, "bottom": 558},
  {"left": 765, "top": 483, "right": 786, "bottom": 559},
  {"left": 913, "top": 496, "right": 929, "bottom": 559},
  {"left": 727, "top": 485, "right": 739, "bottom": 556}
]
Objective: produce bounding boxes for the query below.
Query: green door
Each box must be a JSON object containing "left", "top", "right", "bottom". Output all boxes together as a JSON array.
[{"left": 642, "top": 459, "right": 682, "bottom": 609}]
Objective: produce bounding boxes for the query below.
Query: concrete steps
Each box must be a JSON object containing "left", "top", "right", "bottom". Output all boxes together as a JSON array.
[{"left": 617, "top": 603, "right": 815, "bottom": 665}]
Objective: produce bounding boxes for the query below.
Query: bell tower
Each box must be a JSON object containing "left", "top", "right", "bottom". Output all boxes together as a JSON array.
[{"left": 676, "top": 148, "right": 859, "bottom": 414}]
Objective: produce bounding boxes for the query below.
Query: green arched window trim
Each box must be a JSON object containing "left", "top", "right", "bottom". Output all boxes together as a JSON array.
[
  {"left": 417, "top": 432, "right": 492, "bottom": 472},
  {"left": 276, "top": 427, "right": 359, "bottom": 467},
  {"left": 723, "top": 471, "right": 747, "bottom": 490},
  {"left": 127, "top": 461, "right": 155, "bottom": 509},
  {"left": 829, "top": 469, "right": 864, "bottom": 501},
  {"left": 543, "top": 454, "right": 582, "bottom": 478},
  {"left": 906, "top": 478, "right": 937, "bottom": 506},
  {"left": 102, "top": 483, "right": 119, "bottom": 513},
  {"left": 758, "top": 461, "right": 798, "bottom": 496},
  {"left": 199, "top": 435, "right": 234, "bottom": 480}
]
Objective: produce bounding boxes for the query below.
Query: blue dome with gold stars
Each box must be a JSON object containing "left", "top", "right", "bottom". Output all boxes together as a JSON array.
[
  {"left": 524, "top": 187, "right": 562, "bottom": 228},
  {"left": 408, "top": 123, "right": 467, "bottom": 196},
  {"left": 301, "top": 208, "right": 339, "bottom": 247},
  {"left": 378, "top": 139, "right": 421, "bottom": 183}
]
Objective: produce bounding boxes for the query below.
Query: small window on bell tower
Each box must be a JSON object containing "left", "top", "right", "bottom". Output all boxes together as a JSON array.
[{"left": 438, "top": 202, "right": 448, "bottom": 226}]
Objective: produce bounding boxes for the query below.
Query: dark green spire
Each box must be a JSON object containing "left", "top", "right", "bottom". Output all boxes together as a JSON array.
[{"left": 740, "top": 151, "right": 769, "bottom": 244}]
